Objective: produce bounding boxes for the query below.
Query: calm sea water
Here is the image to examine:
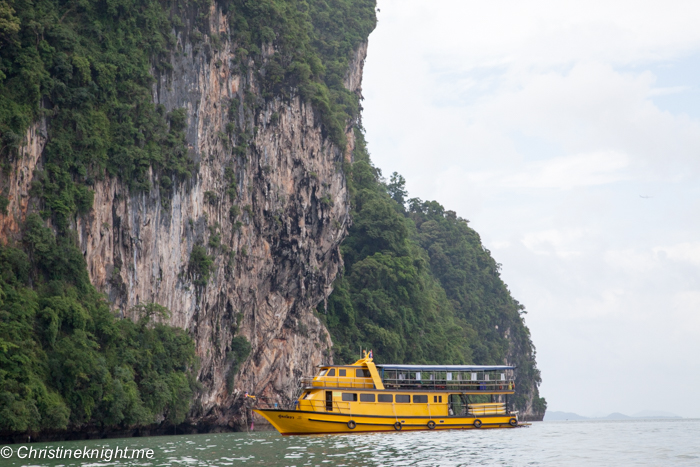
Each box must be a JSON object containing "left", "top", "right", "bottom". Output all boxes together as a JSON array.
[{"left": 1, "top": 419, "right": 699, "bottom": 466}]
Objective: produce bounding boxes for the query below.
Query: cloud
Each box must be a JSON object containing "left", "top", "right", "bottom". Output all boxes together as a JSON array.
[
  {"left": 366, "top": 2, "right": 700, "bottom": 190},
  {"left": 605, "top": 248, "right": 656, "bottom": 274},
  {"left": 467, "top": 150, "right": 630, "bottom": 190},
  {"left": 654, "top": 242, "right": 700, "bottom": 266},
  {"left": 365, "top": 0, "right": 700, "bottom": 417},
  {"left": 473, "top": 62, "right": 700, "bottom": 176},
  {"left": 521, "top": 228, "right": 589, "bottom": 258},
  {"left": 397, "top": 0, "right": 700, "bottom": 69}
]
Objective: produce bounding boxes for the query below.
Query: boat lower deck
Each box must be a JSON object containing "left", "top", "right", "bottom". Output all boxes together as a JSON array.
[{"left": 254, "top": 409, "right": 523, "bottom": 435}]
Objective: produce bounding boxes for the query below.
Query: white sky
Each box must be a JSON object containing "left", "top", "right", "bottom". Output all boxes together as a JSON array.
[{"left": 362, "top": 0, "right": 700, "bottom": 418}]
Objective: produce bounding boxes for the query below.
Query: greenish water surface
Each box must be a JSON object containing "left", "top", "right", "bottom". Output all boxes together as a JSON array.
[{"left": 1, "top": 419, "right": 699, "bottom": 466}]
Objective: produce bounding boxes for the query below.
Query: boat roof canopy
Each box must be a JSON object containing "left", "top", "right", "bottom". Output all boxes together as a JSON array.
[{"left": 376, "top": 364, "right": 515, "bottom": 372}]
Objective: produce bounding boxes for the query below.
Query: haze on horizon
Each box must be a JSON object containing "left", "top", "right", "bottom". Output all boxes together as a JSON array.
[{"left": 362, "top": 0, "right": 700, "bottom": 418}]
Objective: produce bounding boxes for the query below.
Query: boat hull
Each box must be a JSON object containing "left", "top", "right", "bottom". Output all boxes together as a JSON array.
[{"left": 254, "top": 409, "right": 519, "bottom": 435}]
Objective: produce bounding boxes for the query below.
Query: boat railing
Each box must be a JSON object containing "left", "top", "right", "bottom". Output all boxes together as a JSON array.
[
  {"left": 447, "top": 402, "right": 507, "bottom": 417},
  {"left": 382, "top": 379, "right": 515, "bottom": 392},
  {"left": 300, "top": 399, "right": 352, "bottom": 414},
  {"left": 300, "top": 376, "right": 375, "bottom": 389}
]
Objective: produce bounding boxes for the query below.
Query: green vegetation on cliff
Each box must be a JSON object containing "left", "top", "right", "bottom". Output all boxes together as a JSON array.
[
  {"left": 224, "top": 0, "right": 376, "bottom": 146},
  {"left": 0, "top": 0, "right": 208, "bottom": 435},
  {"left": 0, "top": 0, "right": 201, "bottom": 230},
  {"left": 322, "top": 132, "right": 472, "bottom": 364},
  {"left": 321, "top": 129, "right": 546, "bottom": 415},
  {"left": 0, "top": 215, "right": 197, "bottom": 433}
]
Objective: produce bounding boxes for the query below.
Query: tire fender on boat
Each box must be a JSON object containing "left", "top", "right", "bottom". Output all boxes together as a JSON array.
[
  {"left": 509, "top": 418, "right": 518, "bottom": 427},
  {"left": 347, "top": 420, "right": 356, "bottom": 429},
  {"left": 427, "top": 420, "right": 436, "bottom": 430},
  {"left": 473, "top": 419, "right": 483, "bottom": 428},
  {"left": 394, "top": 422, "right": 402, "bottom": 431}
]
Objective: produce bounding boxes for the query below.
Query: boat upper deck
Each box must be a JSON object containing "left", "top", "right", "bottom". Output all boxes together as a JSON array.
[
  {"left": 302, "top": 361, "right": 516, "bottom": 393},
  {"left": 379, "top": 364, "right": 514, "bottom": 392}
]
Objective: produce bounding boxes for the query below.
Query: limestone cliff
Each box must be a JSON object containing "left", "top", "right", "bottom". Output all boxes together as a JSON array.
[
  {"left": 1, "top": 6, "right": 366, "bottom": 430},
  {"left": 0, "top": 2, "right": 546, "bottom": 432}
]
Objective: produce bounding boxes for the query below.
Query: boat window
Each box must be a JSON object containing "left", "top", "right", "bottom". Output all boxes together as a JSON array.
[
  {"left": 319, "top": 370, "right": 327, "bottom": 377},
  {"left": 395, "top": 395, "right": 410, "bottom": 403},
  {"left": 303, "top": 392, "right": 312, "bottom": 400},
  {"left": 356, "top": 369, "right": 371, "bottom": 378},
  {"left": 342, "top": 393, "right": 358, "bottom": 402},
  {"left": 339, "top": 369, "right": 346, "bottom": 377},
  {"left": 378, "top": 394, "right": 393, "bottom": 403},
  {"left": 433, "top": 395, "right": 443, "bottom": 403},
  {"left": 360, "top": 394, "right": 375, "bottom": 402},
  {"left": 413, "top": 395, "right": 428, "bottom": 403},
  {"left": 439, "top": 396, "right": 443, "bottom": 403},
  {"left": 327, "top": 369, "right": 335, "bottom": 377}
]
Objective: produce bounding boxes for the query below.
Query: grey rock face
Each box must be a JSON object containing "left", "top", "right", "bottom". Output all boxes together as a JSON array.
[{"left": 0, "top": 119, "right": 47, "bottom": 239}]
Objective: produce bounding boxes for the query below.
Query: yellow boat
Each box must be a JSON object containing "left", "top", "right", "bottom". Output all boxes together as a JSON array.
[{"left": 254, "top": 352, "right": 522, "bottom": 435}]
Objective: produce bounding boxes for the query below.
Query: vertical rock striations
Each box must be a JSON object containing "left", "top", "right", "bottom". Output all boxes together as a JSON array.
[
  {"left": 1, "top": 7, "right": 366, "bottom": 430},
  {"left": 78, "top": 9, "right": 367, "bottom": 428}
]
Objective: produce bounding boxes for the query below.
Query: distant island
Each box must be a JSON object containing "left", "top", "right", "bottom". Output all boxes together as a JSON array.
[{"left": 545, "top": 410, "right": 682, "bottom": 421}]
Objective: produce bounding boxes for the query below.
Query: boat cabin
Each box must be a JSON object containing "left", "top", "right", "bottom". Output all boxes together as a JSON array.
[{"left": 302, "top": 365, "right": 377, "bottom": 389}]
